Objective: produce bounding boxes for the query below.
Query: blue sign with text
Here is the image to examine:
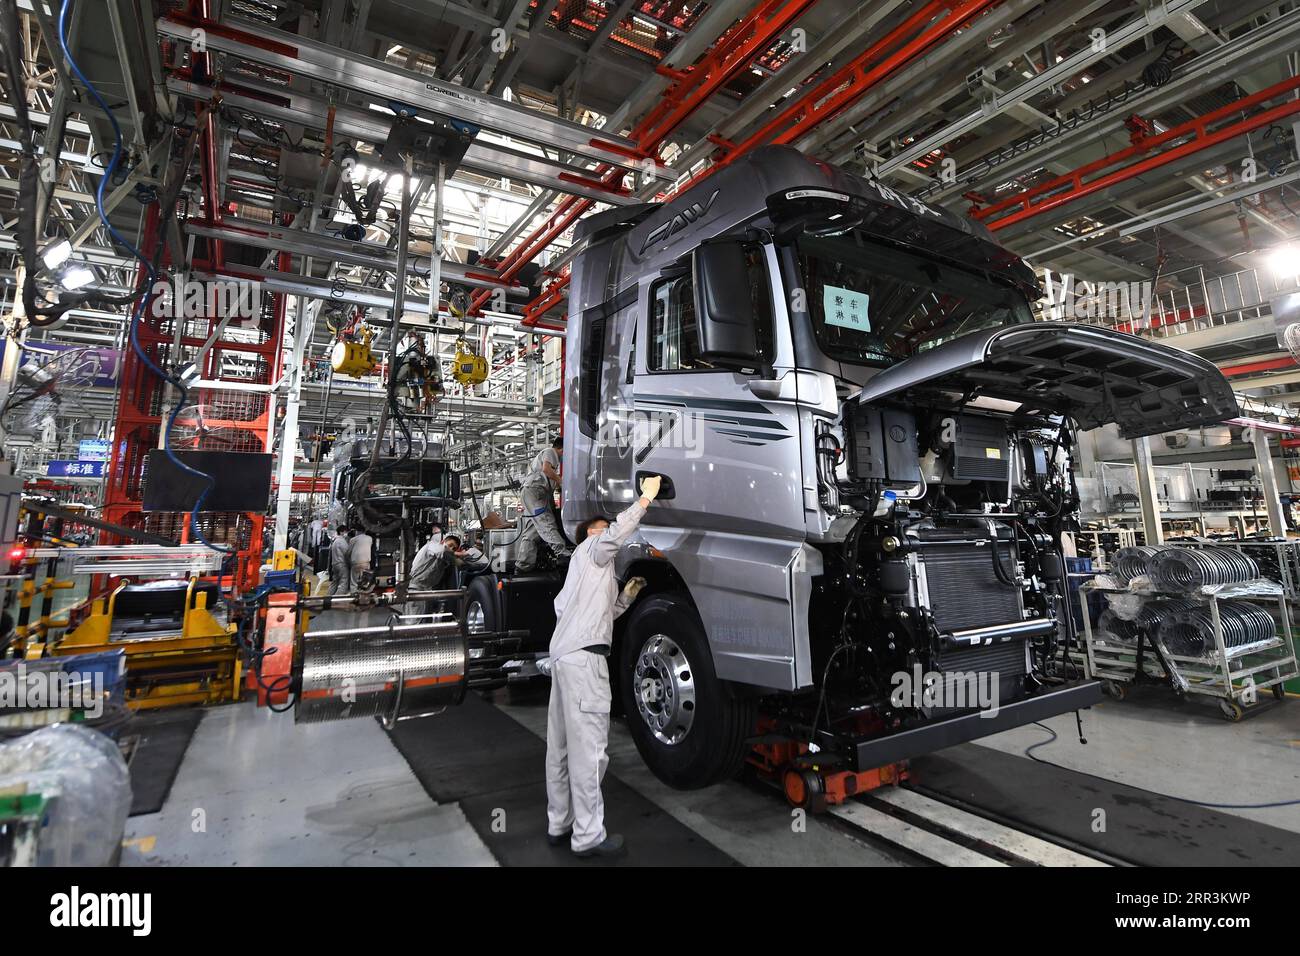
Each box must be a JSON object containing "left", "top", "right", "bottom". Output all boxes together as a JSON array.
[{"left": 47, "top": 460, "right": 105, "bottom": 478}]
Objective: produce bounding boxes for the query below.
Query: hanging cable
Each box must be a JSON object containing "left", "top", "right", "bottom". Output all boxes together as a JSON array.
[{"left": 57, "top": 0, "right": 228, "bottom": 555}]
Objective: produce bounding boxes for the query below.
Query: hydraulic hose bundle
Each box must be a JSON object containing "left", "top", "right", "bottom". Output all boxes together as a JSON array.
[{"left": 1157, "top": 601, "right": 1277, "bottom": 658}]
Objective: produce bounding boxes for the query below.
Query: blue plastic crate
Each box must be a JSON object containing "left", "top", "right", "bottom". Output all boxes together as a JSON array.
[{"left": 54, "top": 650, "right": 127, "bottom": 705}]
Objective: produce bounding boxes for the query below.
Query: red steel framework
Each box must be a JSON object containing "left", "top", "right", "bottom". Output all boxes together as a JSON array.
[
  {"left": 101, "top": 0, "right": 288, "bottom": 590},
  {"left": 961, "top": 74, "right": 1300, "bottom": 379},
  {"left": 968, "top": 74, "right": 1300, "bottom": 231},
  {"left": 101, "top": 206, "right": 288, "bottom": 592},
  {"left": 511, "top": 0, "right": 1003, "bottom": 323}
]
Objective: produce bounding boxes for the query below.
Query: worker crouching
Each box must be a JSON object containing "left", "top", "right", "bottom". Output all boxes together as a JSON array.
[{"left": 543, "top": 474, "right": 660, "bottom": 857}]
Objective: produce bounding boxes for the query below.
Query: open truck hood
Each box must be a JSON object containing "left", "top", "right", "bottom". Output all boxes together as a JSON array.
[{"left": 855, "top": 323, "right": 1239, "bottom": 439}]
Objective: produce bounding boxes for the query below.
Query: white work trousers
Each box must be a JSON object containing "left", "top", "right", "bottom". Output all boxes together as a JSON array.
[
  {"left": 545, "top": 651, "right": 612, "bottom": 852},
  {"left": 328, "top": 559, "right": 351, "bottom": 595}
]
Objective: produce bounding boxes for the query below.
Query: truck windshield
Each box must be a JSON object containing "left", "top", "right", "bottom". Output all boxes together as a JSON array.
[{"left": 796, "top": 233, "right": 1033, "bottom": 367}]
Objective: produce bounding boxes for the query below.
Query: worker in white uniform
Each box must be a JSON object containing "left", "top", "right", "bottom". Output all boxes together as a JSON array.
[
  {"left": 327, "top": 525, "right": 352, "bottom": 595},
  {"left": 350, "top": 528, "right": 375, "bottom": 590},
  {"left": 408, "top": 532, "right": 460, "bottom": 591},
  {"left": 544, "top": 474, "right": 660, "bottom": 858},
  {"left": 516, "top": 436, "right": 571, "bottom": 571}
]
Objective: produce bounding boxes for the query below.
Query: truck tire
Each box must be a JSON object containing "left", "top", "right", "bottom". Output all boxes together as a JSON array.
[
  {"left": 618, "top": 593, "right": 753, "bottom": 789},
  {"left": 464, "top": 575, "right": 499, "bottom": 635}
]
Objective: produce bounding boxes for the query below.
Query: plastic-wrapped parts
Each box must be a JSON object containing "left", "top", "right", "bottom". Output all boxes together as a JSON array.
[
  {"left": 1096, "top": 608, "right": 1141, "bottom": 644},
  {"left": 1135, "top": 598, "right": 1198, "bottom": 631},
  {"left": 1157, "top": 600, "right": 1277, "bottom": 658},
  {"left": 0, "top": 723, "right": 132, "bottom": 865},
  {"left": 1147, "top": 546, "right": 1259, "bottom": 592},
  {"left": 1099, "top": 599, "right": 1195, "bottom": 644},
  {"left": 1114, "top": 546, "right": 1161, "bottom": 583}
]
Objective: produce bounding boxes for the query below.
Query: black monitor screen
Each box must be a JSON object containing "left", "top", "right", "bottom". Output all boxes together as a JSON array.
[{"left": 142, "top": 450, "right": 273, "bottom": 512}]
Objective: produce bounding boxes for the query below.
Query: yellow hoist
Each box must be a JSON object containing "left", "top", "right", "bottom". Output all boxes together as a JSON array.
[{"left": 452, "top": 337, "right": 488, "bottom": 386}]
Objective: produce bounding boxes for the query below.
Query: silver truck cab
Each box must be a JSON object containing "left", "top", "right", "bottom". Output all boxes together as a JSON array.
[{"left": 556, "top": 146, "right": 1238, "bottom": 790}]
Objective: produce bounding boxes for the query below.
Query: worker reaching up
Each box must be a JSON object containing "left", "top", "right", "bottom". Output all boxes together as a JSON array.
[
  {"left": 544, "top": 474, "right": 660, "bottom": 858},
  {"left": 516, "top": 436, "right": 571, "bottom": 571}
]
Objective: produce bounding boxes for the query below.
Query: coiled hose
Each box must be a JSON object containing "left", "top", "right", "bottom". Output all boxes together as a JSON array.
[
  {"left": 1098, "top": 598, "right": 1196, "bottom": 645},
  {"left": 1158, "top": 601, "right": 1277, "bottom": 658},
  {"left": 1114, "top": 545, "right": 1162, "bottom": 583},
  {"left": 1147, "top": 546, "right": 1259, "bottom": 592}
]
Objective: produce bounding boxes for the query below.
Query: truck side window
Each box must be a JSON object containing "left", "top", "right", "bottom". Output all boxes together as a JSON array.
[
  {"left": 648, "top": 245, "right": 773, "bottom": 372},
  {"left": 649, "top": 274, "right": 704, "bottom": 371},
  {"left": 579, "top": 315, "right": 607, "bottom": 433}
]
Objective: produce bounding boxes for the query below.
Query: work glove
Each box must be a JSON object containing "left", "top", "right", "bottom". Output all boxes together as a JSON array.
[
  {"left": 639, "top": 475, "right": 662, "bottom": 501},
  {"left": 536, "top": 656, "right": 554, "bottom": 677},
  {"left": 622, "top": 576, "right": 648, "bottom": 601}
]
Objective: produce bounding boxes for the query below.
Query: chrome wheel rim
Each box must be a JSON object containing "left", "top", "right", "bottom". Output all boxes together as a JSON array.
[
  {"left": 633, "top": 633, "right": 696, "bottom": 745},
  {"left": 466, "top": 600, "right": 486, "bottom": 633}
]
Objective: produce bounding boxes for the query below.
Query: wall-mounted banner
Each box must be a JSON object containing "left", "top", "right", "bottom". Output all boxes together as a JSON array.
[{"left": 0, "top": 342, "right": 123, "bottom": 389}]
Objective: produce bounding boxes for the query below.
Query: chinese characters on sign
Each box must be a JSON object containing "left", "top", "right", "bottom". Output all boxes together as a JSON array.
[
  {"left": 822, "top": 284, "right": 871, "bottom": 332},
  {"left": 46, "top": 460, "right": 106, "bottom": 478}
]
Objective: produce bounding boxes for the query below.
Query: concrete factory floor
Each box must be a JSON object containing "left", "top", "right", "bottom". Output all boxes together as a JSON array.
[{"left": 121, "top": 688, "right": 1299, "bottom": 866}]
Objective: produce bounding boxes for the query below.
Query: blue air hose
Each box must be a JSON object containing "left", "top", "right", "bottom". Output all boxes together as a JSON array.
[{"left": 58, "top": 0, "right": 229, "bottom": 554}]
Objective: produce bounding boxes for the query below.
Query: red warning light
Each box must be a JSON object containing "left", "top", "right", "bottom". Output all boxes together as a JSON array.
[{"left": 8, "top": 547, "right": 25, "bottom": 560}]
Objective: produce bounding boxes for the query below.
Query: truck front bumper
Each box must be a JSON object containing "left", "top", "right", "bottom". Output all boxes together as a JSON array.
[{"left": 850, "top": 680, "right": 1105, "bottom": 771}]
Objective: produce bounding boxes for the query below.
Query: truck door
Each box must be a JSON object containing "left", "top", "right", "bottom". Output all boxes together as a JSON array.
[
  {"left": 631, "top": 244, "right": 811, "bottom": 689},
  {"left": 569, "top": 286, "right": 639, "bottom": 516},
  {"left": 634, "top": 244, "right": 802, "bottom": 537}
]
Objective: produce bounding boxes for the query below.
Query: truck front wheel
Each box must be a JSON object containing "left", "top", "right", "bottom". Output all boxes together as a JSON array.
[
  {"left": 464, "top": 575, "right": 498, "bottom": 634},
  {"left": 618, "top": 594, "right": 753, "bottom": 789}
]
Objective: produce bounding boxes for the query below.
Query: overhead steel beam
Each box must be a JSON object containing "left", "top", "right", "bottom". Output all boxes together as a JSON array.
[
  {"left": 154, "top": 14, "right": 667, "bottom": 178},
  {"left": 973, "top": 74, "right": 1300, "bottom": 231},
  {"left": 632, "top": 0, "right": 820, "bottom": 152},
  {"left": 811, "top": 0, "right": 1051, "bottom": 162},
  {"left": 184, "top": 219, "right": 525, "bottom": 295},
  {"left": 167, "top": 77, "right": 643, "bottom": 206},
  {"left": 1020, "top": 169, "right": 1300, "bottom": 261},
  {"left": 480, "top": 0, "right": 823, "bottom": 315},
  {"left": 840, "top": 0, "right": 1116, "bottom": 168},
  {"left": 194, "top": 265, "right": 564, "bottom": 334},
  {"left": 63, "top": 140, "right": 168, "bottom": 253},
  {"left": 922, "top": 7, "right": 1300, "bottom": 204},
  {"left": 879, "top": 0, "right": 1212, "bottom": 177},
  {"left": 652, "top": 2, "right": 910, "bottom": 187},
  {"left": 480, "top": 0, "right": 553, "bottom": 94},
  {"left": 711, "top": 0, "right": 1002, "bottom": 165},
  {"left": 583, "top": 0, "right": 637, "bottom": 55}
]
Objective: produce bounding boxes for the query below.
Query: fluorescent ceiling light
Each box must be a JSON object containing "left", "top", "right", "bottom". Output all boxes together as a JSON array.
[
  {"left": 1268, "top": 245, "right": 1300, "bottom": 277},
  {"left": 60, "top": 266, "right": 95, "bottom": 290},
  {"left": 42, "top": 240, "right": 72, "bottom": 270}
]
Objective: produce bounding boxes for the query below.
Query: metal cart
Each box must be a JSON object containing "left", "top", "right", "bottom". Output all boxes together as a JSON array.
[{"left": 1079, "top": 578, "right": 1297, "bottom": 721}]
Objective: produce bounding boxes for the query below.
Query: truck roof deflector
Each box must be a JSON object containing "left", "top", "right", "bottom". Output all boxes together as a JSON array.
[{"left": 854, "top": 323, "right": 1240, "bottom": 440}]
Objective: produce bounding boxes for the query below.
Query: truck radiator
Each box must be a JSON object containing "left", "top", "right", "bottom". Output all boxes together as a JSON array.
[
  {"left": 921, "top": 543, "right": 1022, "bottom": 633},
  {"left": 934, "top": 638, "right": 1027, "bottom": 679}
]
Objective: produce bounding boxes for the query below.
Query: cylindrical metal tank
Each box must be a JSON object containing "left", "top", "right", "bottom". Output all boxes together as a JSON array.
[{"left": 295, "top": 620, "right": 468, "bottom": 725}]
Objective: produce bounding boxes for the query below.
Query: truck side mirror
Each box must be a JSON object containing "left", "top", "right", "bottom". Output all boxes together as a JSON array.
[{"left": 693, "top": 241, "right": 760, "bottom": 369}]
